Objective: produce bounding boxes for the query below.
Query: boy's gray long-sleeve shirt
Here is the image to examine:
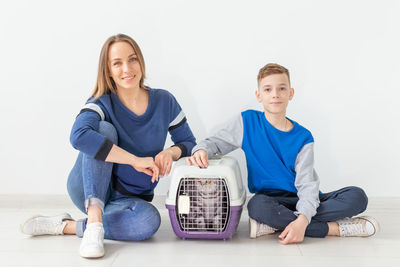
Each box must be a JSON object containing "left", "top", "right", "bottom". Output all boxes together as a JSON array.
[{"left": 192, "top": 114, "right": 320, "bottom": 223}]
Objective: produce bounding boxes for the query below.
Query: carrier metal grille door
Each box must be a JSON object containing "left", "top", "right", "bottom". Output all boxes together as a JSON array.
[{"left": 176, "top": 177, "right": 230, "bottom": 233}]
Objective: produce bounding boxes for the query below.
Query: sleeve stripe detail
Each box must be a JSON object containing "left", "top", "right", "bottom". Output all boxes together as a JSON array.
[
  {"left": 77, "top": 109, "right": 101, "bottom": 119},
  {"left": 81, "top": 103, "right": 105, "bottom": 121},
  {"left": 94, "top": 138, "right": 114, "bottom": 161},
  {"left": 169, "top": 111, "right": 185, "bottom": 128},
  {"left": 171, "top": 143, "right": 188, "bottom": 158},
  {"left": 168, "top": 117, "right": 187, "bottom": 131}
]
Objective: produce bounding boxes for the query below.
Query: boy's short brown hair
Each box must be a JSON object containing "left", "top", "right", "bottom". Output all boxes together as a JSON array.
[{"left": 257, "top": 63, "right": 290, "bottom": 86}]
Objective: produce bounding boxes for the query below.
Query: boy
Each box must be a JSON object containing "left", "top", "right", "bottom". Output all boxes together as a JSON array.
[{"left": 187, "top": 63, "right": 379, "bottom": 244}]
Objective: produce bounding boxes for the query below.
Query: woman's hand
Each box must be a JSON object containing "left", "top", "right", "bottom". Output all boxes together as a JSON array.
[
  {"left": 105, "top": 144, "right": 160, "bottom": 183},
  {"left": 154, "top": 150, "right": 173, "bottom": 177},
  {"left": 186, "top": 149, "right": 209, "bottom": 168},
  {"left": 279, "top": 214, "right": 308, "bottom": 245},
  {"left": 154, "top": 146, "right": 182, "bottom": 176},
  {"left": 131, "top": 157, "right": 159, "bottom": 183}
]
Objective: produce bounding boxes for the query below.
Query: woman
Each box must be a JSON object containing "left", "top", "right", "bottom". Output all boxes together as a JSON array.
[{"left": 21, "top": 34, "right": 196, "bottom": 258}]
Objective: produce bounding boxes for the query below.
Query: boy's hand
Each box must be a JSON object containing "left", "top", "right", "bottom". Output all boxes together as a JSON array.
[
  {"left": 186, "top": 150, "right": 209, "bottom": 168},
  {"left": 279, "top": 214, "right": 308, "bottom": 245}
]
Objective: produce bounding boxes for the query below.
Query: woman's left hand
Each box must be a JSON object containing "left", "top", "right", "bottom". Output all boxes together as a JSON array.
[{"left": 155, "top": 147, "right": 180, "bottom": 176}]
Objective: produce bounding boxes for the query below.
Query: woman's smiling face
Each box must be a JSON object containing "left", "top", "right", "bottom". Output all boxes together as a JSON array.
[{"left": 108, "top": 41, "right": 142, "bottom": 91}]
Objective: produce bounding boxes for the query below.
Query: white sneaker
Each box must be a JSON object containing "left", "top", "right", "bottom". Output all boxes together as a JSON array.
[
  {"left": 20, "top": 213, "right": 72, "bottom": 236},
  {"left": 79, "top": 222, "right": 105, "bottom": 258},
  {"left": 337, "top": 216, "right": 380, "bottom": 237},
  {"left": 249, "top": 218, "right": 277, "bottom": 238}
]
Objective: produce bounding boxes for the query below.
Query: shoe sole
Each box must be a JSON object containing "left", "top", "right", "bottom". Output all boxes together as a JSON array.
[
  {"left": 249, "top": 218, "right": 257, "bottom": 239},
  {"left": 80, "top": 250, "right": 105, "bottom": 259}
]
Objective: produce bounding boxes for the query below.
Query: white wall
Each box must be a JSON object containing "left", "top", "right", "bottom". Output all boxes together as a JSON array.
[{"left": 0, "top": 0, "right": 399, "bottom": 196}]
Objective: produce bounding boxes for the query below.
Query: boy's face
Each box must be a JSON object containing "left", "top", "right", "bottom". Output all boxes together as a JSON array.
[{"left": 256, "top": 73, "right": 294, "bottom": 116}]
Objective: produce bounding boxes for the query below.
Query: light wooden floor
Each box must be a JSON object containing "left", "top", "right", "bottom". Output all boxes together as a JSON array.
[{"left": 1, "top": 195, "right": 399, "bottom": 267}]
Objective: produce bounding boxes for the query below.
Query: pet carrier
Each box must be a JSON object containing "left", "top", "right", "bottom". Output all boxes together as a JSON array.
[{"left": 165, "top": 156, "right": 246, "bottom": 240}]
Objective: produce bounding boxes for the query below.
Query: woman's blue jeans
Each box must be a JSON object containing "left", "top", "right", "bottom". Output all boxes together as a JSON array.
[{"left": 67, "top": 121, "right": 161, "bottom": 241}]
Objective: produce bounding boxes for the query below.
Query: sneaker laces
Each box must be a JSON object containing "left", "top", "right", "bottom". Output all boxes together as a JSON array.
[
  {"left": 84, "top": 223, "right": 104, "bottom": 244},
  {"left": 257, "top": 223, "right": 276, "bottom": 235},
  {"left": 34, "top": 219, "right": 66, "bottom": 235},
  {"left": 338, "top": 218, "right": 366, "bottom": 237}
]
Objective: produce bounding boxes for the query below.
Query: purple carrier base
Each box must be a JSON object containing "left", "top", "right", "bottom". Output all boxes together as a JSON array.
[{"left": 165, "top": 204, "right": 243, "bottom": 240}]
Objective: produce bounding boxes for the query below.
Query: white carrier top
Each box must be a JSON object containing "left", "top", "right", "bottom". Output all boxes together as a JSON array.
[{"left": 166, "top": 156, "right": 246, "bottom": 206}]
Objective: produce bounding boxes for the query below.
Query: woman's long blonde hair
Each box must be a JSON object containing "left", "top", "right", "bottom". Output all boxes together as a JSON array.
[{"left": 91, "top": 34, "right": 146, "bottom": 100}]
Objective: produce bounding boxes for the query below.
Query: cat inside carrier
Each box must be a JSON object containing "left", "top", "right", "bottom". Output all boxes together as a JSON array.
[{"left": 165, "top": 156, "right": 246, "bottom": 240}]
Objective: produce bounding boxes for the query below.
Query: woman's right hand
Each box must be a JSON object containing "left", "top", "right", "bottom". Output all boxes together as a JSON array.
[
  {"left": 186, "top": 149, "right": 209, "bottom": 168},
  {"left": 131, "top": 157, "right": 159, "bottom": 183},
  {"left": 104, "top": 144, "right": 159, "bottom": 182}
]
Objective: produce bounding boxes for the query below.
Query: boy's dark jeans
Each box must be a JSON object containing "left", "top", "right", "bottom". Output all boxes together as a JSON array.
[{"left": 247, "top": 186, "right": 368, "bottom": 237}]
